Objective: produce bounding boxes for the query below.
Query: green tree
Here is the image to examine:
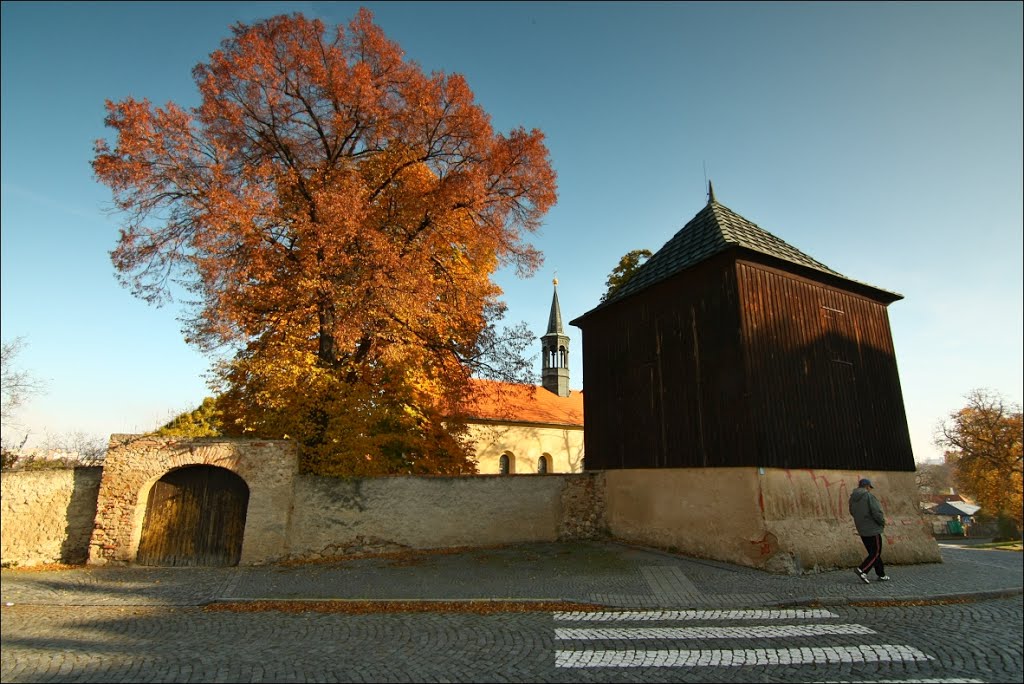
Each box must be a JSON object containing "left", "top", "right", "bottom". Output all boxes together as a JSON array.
[
  {"left": 155, "top": 397, "right": 224, "bottom": 437},
  {"left": 601, "top": 249, "right": 652, "bottom": 302},
  {"left": 935, "top": 388, "right": 1023, "bottom": 535}
]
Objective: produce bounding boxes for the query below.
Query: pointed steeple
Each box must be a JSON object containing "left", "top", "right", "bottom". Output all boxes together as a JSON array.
[
  {"left": 541, "top": 278, "right": 570, "bottom": 397},
  {"left": 707, "top": 179, "right": 716, "bottom": 205},
  {"left": 546, "top": 278, "right": 565, "bottom": 335}
]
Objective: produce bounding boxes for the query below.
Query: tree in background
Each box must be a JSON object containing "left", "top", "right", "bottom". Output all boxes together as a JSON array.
[
  {"left": 915, "top": 460, "right": 953, "bottom": 498},
  {"left": 2, "top": 338, "right": 107, "bottom": 470},
  {"left": 1, "top": 337, "right": 43, "bottom": 426},
  {"left": 92, "top": 10, "right": 557, "bottom": 476},
  {"left": 154, "top": 397, "right": 224, "bottom": 438},
  {"left": 935, "top": 388, "right": 1023, "bottom": 536},
  {"left": 1, "top": 337, "right": 43, "bottom": 467},
  {"left": 601, "top": 249, "right": 652, "bottom": 302}
]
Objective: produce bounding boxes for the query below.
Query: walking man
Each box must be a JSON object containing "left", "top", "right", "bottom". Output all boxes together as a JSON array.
[{"left": 849, "top": 477, "right": 890, "bottom": 583}]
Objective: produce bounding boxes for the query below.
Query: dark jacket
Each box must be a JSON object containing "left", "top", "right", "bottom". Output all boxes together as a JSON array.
[{"left": 849, "top": 486, "right": 885, "bottom": 536}]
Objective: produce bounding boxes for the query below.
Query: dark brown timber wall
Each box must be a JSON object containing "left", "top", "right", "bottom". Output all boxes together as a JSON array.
[
  {"left": 736, "top": 258, "right": 914, "bottom": 471},
  {"left": 576, "top": 252, "right": 914, "bottom": 472},
  {"left": 578, "top": 255, "right": 754, "bottom": 469}
]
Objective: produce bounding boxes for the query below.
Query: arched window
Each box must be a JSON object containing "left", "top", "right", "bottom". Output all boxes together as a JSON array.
[
  {"left": 537, "top": 454, "right": 550, "bottom": 474},
  {"left": 499, "top": 452, "right": 511, "bottom": 475}
]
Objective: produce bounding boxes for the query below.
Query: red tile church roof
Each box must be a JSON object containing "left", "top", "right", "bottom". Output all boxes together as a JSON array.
[{"left": 461, "top": 379, "right": 584, "bottom": 427}]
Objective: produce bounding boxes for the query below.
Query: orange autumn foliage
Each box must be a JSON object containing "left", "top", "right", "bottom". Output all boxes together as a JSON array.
[
  {"left": 92, "top": 10, "right": 557, "bottom": 475},
  {"left": 936, "top": 389, "right": 1023, "bottom": 529}
]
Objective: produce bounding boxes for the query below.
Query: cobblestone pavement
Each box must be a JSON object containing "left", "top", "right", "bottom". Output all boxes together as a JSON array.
[
  {"left": 1, "top": 542, "right": 1021, "bottom": 682},
  {"left": 1, "top": 598, "right": 1020, "bottom": 682},
  {"left": 1, "top": 541, "right": 1020, "bottom": 609}
]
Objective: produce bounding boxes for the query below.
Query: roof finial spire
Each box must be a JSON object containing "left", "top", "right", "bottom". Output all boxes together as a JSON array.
[{"left": 707, "top": 179, "right": 716, "bottom": 205}]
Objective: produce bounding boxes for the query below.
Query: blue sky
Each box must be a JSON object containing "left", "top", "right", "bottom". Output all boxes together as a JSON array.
[{"left": 2, "top": 1, "right": 1021, "bottom": 463}]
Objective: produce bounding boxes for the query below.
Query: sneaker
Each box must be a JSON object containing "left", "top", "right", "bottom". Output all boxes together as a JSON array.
[
  {"left": 877, "top": 575, "right": 891, "bottom": 581},
  {"left": 855, "top": 569, "right": 870, "bottom": 584}
]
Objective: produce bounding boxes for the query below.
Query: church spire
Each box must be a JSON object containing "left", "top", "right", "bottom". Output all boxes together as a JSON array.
[
  {"left": 546, "top": 278, "right": 565, "bottom": 335},
  {"left": 707, "top": 179, "right": 716, "bottom": 205},
  {"left": 541, "top": 278, "right": 570, "bottom": 397}
]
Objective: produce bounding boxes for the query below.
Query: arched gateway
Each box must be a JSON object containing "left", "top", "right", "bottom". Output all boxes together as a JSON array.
[
  {"left": 136, "top": 465, "right": 249, "bottom": 567},
  {"left": 88, "top": 436, "right": 297, "bottom": 567}
]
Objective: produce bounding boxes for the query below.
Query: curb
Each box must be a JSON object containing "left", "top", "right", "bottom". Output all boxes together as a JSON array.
[{"left": 773, "top": 587, "right": 1024, "bottom": 608}]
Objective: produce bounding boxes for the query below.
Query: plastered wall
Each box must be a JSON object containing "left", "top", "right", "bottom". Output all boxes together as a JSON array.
[
  {"left": 604, "top": 467, "right": 940, "bottom": 573},
  {"left": 467, "top": 422, "right": 584, "bottom": 474}
]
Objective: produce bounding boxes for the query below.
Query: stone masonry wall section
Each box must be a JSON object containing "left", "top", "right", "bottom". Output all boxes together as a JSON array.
[
  {"left": 1, "top": 467, "right": 103, "bottom": 566},
  {"left": 2, "top": 438, "right": 940, "bottom": 574},
  {"left": 285, "top": 473, "right": 603, "bottom": 560},
  {"left": 89, "top": 435, "right": 298, "bottom": 566}
]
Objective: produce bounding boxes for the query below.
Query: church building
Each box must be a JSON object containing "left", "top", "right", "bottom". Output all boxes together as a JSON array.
[{"left": 462, "top": 281, "right": 585, "bottom": 474}]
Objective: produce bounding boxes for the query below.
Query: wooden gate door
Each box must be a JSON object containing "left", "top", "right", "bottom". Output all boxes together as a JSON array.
[{"left": 136, "top": 466, "right": 249, "bottom": 567}]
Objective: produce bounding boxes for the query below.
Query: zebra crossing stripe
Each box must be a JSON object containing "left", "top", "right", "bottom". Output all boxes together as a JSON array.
[
  {"left": 819, "top": 679, "right": 984, "bottom": 683},
  {"left": 554, "top": 609, "right": 839, "bottom": 621},
  {"left": 554, "top": 644, "right": 935, "bottom": 668},
  {"left": 556, "top": 623, "right": 875, "bottom": 640}
]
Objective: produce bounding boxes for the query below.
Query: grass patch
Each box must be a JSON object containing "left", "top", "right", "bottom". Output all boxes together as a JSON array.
[{"left": 970, "top": 541, "right": 1023, "bottom": 551}]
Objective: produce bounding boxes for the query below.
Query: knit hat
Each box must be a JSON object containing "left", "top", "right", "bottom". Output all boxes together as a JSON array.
[{"left": 858, "top": 478, "right": 873, "bottom": 488}]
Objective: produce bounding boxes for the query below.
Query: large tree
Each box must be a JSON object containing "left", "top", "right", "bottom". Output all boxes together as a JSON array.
[
  {"left": 935, "top": 388, "right": 1023, "bottom": 531},
  {"left": 92, "top": 10, "right": 557, "bottom": 475}
]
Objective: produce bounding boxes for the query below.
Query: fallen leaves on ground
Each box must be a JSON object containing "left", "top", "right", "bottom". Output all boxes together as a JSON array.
[
  {"left": 204, "top": 600, "right": 608, "bottom": 615},
  {"left": 2, "top": 563, "right": 85, "bottom": 572}
]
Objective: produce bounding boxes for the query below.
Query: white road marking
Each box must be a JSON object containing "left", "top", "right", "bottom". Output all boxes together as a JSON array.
[
  {"left": 556, "top": 623, "right": 875, "bottom": 640},
  {"left": 553, "top": 608, "right": 839, "bottom": 621},
  {"left": 820, "top": 679, "right": 984, "bottom": 683},
  {"left": 554, "top": 644, "right": 935, "bottom": 668}
]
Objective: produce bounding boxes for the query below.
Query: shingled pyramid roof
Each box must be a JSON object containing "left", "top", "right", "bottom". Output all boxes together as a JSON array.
[{"left": 589, "top": 195, "right": 900, "bottom": 312}]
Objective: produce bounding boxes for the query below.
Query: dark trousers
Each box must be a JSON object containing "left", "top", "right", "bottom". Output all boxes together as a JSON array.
[{"left": 858, "top": 534, "right": 886, "bottom": 577}]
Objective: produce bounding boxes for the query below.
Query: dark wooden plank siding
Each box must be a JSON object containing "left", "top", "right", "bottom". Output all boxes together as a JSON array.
[
  {"left": 579, "top": 255, "right": 754, "bottom": 470},
  {"left": 575, "top": 251, "right": 914, "bottom": 472},
  {"left": 736, "top": 259, "right": 914, "bottom": 471}
]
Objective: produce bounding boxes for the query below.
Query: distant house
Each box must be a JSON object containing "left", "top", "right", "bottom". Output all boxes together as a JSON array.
[
  {"left": 570, "top": 184, "right": 915, "bottom": 472},
  {"left": 462, "top": 281, "right": 584, "bottom": 474},
  {"left": 928, "top": 499, "right": 981, "bottom": 536},
  {"left": 923, "top": 492, "right": 968, "bottom": 510},
  {"left": 933, "top": 500, "right": 981, "bottom": 518}
]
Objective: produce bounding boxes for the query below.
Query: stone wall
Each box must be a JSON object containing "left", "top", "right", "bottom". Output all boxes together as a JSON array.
[
  {"left": 558, "top": 471, "right": 607, "bottom": 540},
  {"left": 2, "top": 437, "right": 938, "bottom": 574},
  {"left": 89, "top": 435, "right": 297, "bottom": 565},
  {"left": 284, "top": 472, "right": 606, "bottom": 561},
  {"left": 2, "top": 436, "right": 606, "bottom": 567},
  {"left": 1, "top": 467, "right": 103, "bottom": 566},
  {"left": 604, "top": 467, "right": 940, "bottom": 573}
]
